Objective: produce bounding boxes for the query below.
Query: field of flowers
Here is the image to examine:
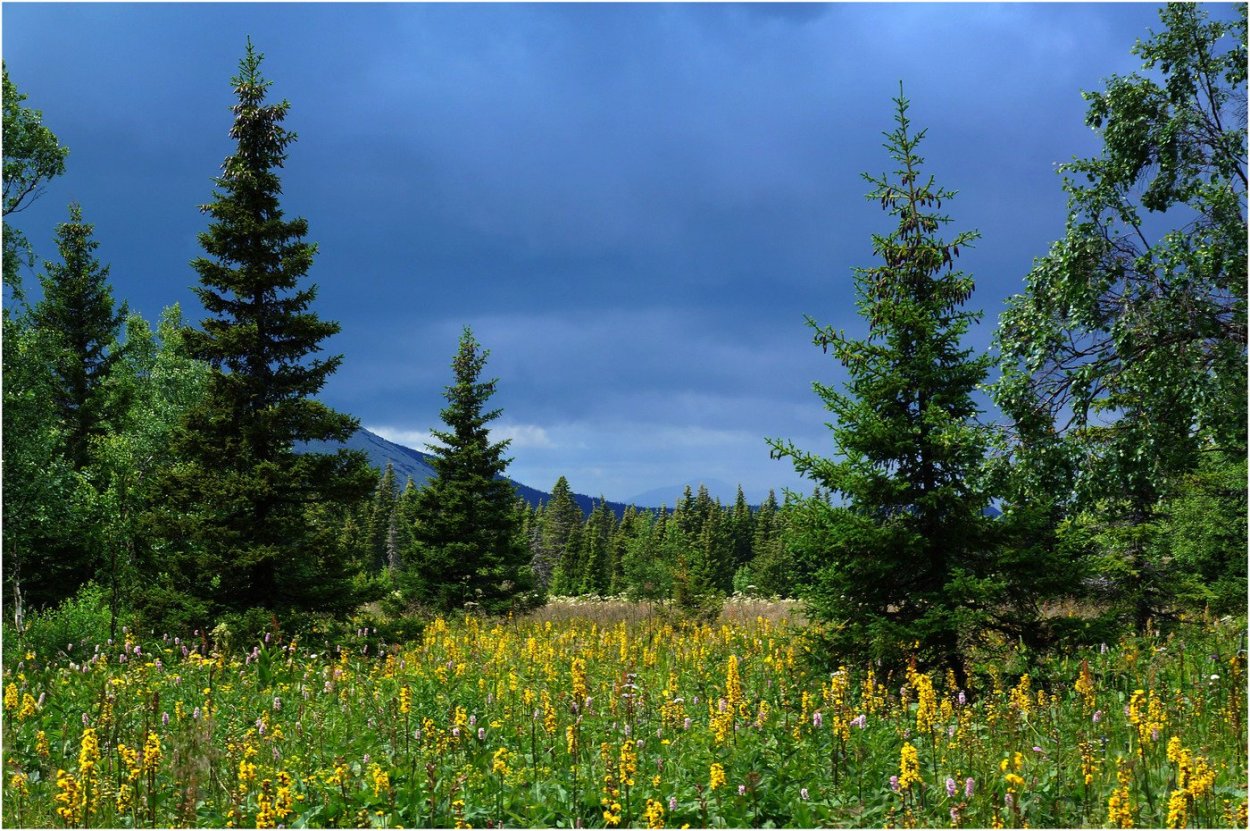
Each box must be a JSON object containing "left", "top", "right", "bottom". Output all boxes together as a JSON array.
[{"left": 2, "top": 605, "right": 1246, "bottom": 829}]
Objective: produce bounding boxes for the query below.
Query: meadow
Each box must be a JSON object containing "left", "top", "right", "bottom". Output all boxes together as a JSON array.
[{"left": 2, "top": 600, "right": 1246, "bottom": 829}]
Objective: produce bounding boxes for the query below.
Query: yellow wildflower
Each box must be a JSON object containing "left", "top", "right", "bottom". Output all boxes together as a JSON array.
[
  {"left": 709, "top": 762, "right": 727, "bottom": 791},
  {"left": 1075, "top": 660, "right": 1096, "bottom": 708},
  {"left": 644, "top": 798, "right": 665, "bottom": 829},
  {"left": 143, "top": 730, "right": 162, "bottom": 773},
  {"left": 399, "top": 685, "right": 412, "bottom": 715},
  {"left": 1166, "top": 789, "right": 1188, "bottom": 829},
  {"left": 571, "top": 657, "right": 588, "bottom": 702},
  {"left": 492, "top": 747, "right": 510, "bottom": 777},
  {"left": 899, "top": 742, "right": 922, "bottom": 790},
  {"left": 55, "top": 768, "right": 82, "bottom": 825},
  {"left": 370, "top": 763, "right": 391, "bottom": 796}
]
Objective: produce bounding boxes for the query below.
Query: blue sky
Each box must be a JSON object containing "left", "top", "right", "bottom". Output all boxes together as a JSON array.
[{"left": 2, "top": 3, "right": 1211, "bottom": 504}]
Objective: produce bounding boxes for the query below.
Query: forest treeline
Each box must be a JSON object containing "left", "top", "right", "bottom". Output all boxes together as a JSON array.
[{"left": 3, "top": 6, "right": 1245, "bottom": 678}]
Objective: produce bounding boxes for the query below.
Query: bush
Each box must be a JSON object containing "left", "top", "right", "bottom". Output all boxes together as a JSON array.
[{"left": 7, "top": 582, "right": 119, "bottom": 664}]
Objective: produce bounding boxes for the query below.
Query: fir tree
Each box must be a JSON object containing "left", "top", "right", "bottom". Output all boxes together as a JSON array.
[
  {"left": 539, "top": 476, "right": 582, "bottom": 593},
  {"left": 402, "top": 327, "right": 538, "bottom": 615},
  {"left": 582, "top": 498, "right": 616, "bottom": 595},
  {"left": 156, "top": 41, "right": 373, "bottom": 627},
  {"left": 366, "top": 462, "right": 398, "bottom": 572},
  {"left": 32, "top": 203, "right": 127, "bottom": 471},
  {"left": 769, "top": 89, "right": 996, "bottom": 682}
]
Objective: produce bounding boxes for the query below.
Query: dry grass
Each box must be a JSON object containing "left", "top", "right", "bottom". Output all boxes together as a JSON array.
[{"left": 519, "top": 595, "right": 804, "bottom": 628}]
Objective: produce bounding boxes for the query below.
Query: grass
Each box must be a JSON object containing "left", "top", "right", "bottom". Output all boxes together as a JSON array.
[{"left": 2, "top": 603, "right": 1245, "bottom": 828}]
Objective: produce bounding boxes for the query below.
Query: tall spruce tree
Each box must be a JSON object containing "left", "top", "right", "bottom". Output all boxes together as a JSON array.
[
  {"left": 402, "top": 327, "right": 538, "bottom": 615},
  {"left": 366, "top": 462, "right": 398, "bottom": 572},
  {"left": 769, "top": 89, "right": 995, "bottom": 682},
  {"left": 156, "top": 41, "right": 373, "bottom": 628},
  {"left": 540, "top": 476, "right": 582, "bottom": 593},
  {"left": 32, "top": 203, "right": 127, "bottom": 471}
]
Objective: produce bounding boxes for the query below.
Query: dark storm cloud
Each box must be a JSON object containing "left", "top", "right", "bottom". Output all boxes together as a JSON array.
[{"left": 2, "top": 3, "right": 1185, "bottom": 500}]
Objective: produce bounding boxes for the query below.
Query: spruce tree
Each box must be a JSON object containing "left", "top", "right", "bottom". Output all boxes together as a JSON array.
[
  {"left": 582, "top": 498, "right": 615, "bottom": 595},
  {"left": 769, "top": 89, "right": 995, "bottom": 682},
  {"left": 366, "top": 462, "right": 398, "bottom": 572},
  {"left": 156, "top": 41, "right": 373, "bottom": 627},
  {"left": 539, "top": 476, "right": 582, "bottom": 593},
  {"left": 32, "top": 203, "right": 127, "bottom": 471},
  {"left": 402, "top": 327, "right": 538, "bottom": 615}
]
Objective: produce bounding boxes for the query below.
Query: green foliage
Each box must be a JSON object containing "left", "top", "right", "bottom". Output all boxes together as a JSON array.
[
  {"left": 769, "top": 88, "right": 996, "bottom": 681},
  {"left": 2, "top": 62, "right": 69, "bottom": 289},
  {"left": 537, "top": 476, "right": 582, "bottom": 592},
  {"left": 153, "top": 41, "right": 374, "bottom": 628},
  {"left": 992, "top": 3, "right": 1247, "bottom": 629},
  {"left": 365, "top": 462, "right": 399, "bottom": 573},
  {"left": 1, "top": 308, "right": 96, "bottom": 613},
  {"left": 32, "top": 202, "right": 128, "bottom": 471},
  {"left": 1162, "top": 451, "right": 1247, "bottom": 615},
  {"left": 401, "top": 327, "right": 540, "bottom": 616},
  {"left": 5, "top": 582, "right": 117, "bottom": 666},
  {"left": 8, "top": 608, "right": 1244, "bottom": 829}
]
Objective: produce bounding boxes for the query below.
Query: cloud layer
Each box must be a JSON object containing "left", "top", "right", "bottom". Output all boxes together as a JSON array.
[{"left": 3, "top": 3, "right": 1197, "bottom": 501}]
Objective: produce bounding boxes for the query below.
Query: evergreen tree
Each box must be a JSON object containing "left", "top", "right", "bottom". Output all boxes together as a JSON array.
[
  {"left": 551, "top": 523, "right": 586, "bottom": 597},
  {"left": 750, "top": 490, "right": 779, "bottom": 558},
  {"left": 402, "top": 328, "right": 538, "bottom": 615},
  {"left": 156, "top": 41, "right": 374, "bottom": 628},
  {"left": 608, "top": 506, "right": 637, "bottom": 595},
  {"left": 769, "top": 89, "right": 996, "bottom": 682},
  {"left": 582, "top": 498, "right": 616, "bottom": 595},
  {"left": 366, "top": 462, "right": 398, "bottom": 572},
  {"left": 97, "top": 306, "right": 210, "bottom": 638},
  {"left": 32, "top": 203, "right": 127, "bottom": 471},
  {"left": 539, "top": 476, "right": 582, "bottom": 593},
  {"left": 728, "top": 486, "right": 754, "bottom": 576}
]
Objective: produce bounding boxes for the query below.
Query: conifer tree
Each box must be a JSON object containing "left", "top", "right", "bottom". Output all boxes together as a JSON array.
[
  {"left": 769, "top": 89, "right": 995, "bottom": 682},
  {"left": 366, "top": 462, "right": 398, "bottom": 572},
  {"left": 402, "top": 327, "right": 538, "bottom": 614},
  {"left": 32, "top": 203, "right": 127, "bottom": 471},
  {"left": 729, "top": 486, "right": 754, "bottom": 575},
  {"left": 539, "top": 476, "right": 582, "bottom": 592},
  {"left": 156, "top": 41, "right": 373, "bottom": 627},
  {"left": 582, "top": 498, "right": 616, "bottom": 595}
]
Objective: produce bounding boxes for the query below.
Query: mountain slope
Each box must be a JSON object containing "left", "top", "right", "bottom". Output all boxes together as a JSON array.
[{"left": 302, "top": 428, "right": 637, "bottom": 517}]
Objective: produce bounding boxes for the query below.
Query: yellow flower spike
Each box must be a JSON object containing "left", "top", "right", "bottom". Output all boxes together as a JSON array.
[
  {"left": 492, "top": 747, "right": 510, "bottom": 777},
  {"left": 1166, "top": 789, "right": 1189, "bottom": 828},
  {"left": 709, "top": 762, "right": 726, "bottom": 791},
  {"left": 143, "top": 731, "right": 162, "bottom": 773},
  {"left": 898, "top": 742, "right": 922, "bottom": 790},
  {"left": 571, "top": 657, "right": 588, "bottom": 702},
  {"left": 644, "top": 797, "right": 665, "bottom": 829},
  {"left": 370, "top": 763, "right": 391, "bottom": 796},
  {"left": 1075, "top": 660, "right": 1096, "bottom": 708}
]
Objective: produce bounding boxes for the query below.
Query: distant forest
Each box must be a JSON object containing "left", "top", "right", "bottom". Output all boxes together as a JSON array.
[{"left": 3, "top": 5, "right": 1245, "bottom": 678}]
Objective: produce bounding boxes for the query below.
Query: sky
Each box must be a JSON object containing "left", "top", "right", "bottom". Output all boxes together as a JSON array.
[{"left": 1, "top": 2, "right": 1216, "bottom": 505}]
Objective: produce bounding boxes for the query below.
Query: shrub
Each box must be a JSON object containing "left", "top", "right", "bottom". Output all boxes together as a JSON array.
[{"left": 8, "top": 582, "right": 117, "bottom": 663}]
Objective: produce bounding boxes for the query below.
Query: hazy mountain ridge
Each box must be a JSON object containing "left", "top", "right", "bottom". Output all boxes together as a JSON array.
[{"left": 303, "top": 428, "right": 639, "bottom": 517}]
